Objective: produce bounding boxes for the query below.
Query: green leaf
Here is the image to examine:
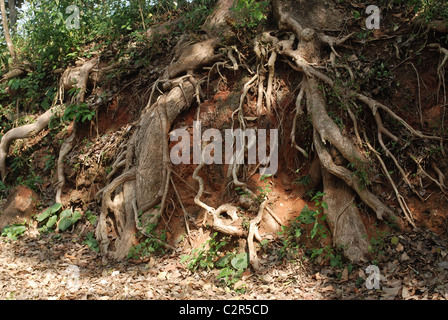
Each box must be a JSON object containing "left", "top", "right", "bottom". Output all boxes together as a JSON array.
[
  {"left": 391, "top": 236, "right": 399, "bottom": 245},
  {"left": 85, "top": 239, "right": 99, "bottom": 252},
  {"left": 72, "top": 211, "right": 82, "bottom": 223},
  {"left": 330, "top": 255, "right": 342, "bottom": 268},
  {"left": 37, "top": 203, "right": 62, "bottom": 222},
  {"left": 59, "top": 209, "right": 73, "bottom": 219},
  {"left": 37, "top": 209, "right": 52, "bottom": 222},
  {"left": 298, "top": 207, "right": 316, "bottom": 224},
  {"left": 180, "top": 255, "right": 190, "bottom": 264},
  {"left": 58, "top": 209, "right": 81, "bottom": 231},
  {"left": 46, "top": 215, "right": 58, "bottom": 228},
  {"left": 1, "top": 224, "right": 26, "bottom": 240},
  {"left": 216, "top": 267, "right": 235, "bottom": 279},
  {"left": 86, "top": 211, "right": 97, "bottom": 225},
  {"left": 58, "top": 217, "right": 73, "bottom": 231},
  {"left": 231, "top": 252, "right": 248, "bottom": 270},
  {"left": 216, "top": 253, "right": 233, "bottom": 268},
  {"left": 321, "top": 202, "right": 328, "bottom": 210}
]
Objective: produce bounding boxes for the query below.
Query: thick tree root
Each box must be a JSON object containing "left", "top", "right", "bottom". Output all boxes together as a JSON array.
[
  {"left": 95, "top": 168, "right": 137, "bottom": 255},
  {"left": 321, "top": 169, "right": 370, "bottom": 263},
  {"left": 55, "top": 125, "right": 76, "bottom": 204},
  {"left": 1, "top": 57, "right": 100, "bottom": 204},
  {"left": 0, "top": 105, "right": 60, "bottom": 181},
  {"left": 314, "top": 129, "right": 405, "bottom": 230},
  {"left": 92, "top": 0, "right": 446, "bottom": 265},
  {"left": 59, "top": 58, "right": 99, "bottom": 104},
  {"left": 248, "top": 200, "right": 266, "bottom": 272}
]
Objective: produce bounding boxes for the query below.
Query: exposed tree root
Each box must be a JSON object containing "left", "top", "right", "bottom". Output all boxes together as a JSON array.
[
  {"left": 1, "top": 57, "right": 100, "bottom": 204},
  {"left": 59, "top": 58, "right": 99, "bottom": 104},
  {"left": 429, "top": 43, "right": 448, "bottom": 130},
  {"left": 89, "top": 0, "right": 446, "bottom": 267},
  {"left": 321, "top": 169, "right": 370, "bottom": 263},
  {"left": 314, "top": 129, "right": 405, "bottom": 230},
  {"left": 0, "top": 105, "right": 60, "bottom": 181},
  {"left": 248, "top": 200, "right": 266, "bottom": 272},
  {"left": 95, "top": 167, "right": 137, "bottom": 255},
  {"left": 1, "top": 66, "right": 25, "bottom": 82},
  {"left": 55, "top": 124, "right": 76, "bottom": 204},
  {"left": 193, "top": 138, "right": 243, "bottom": 237},
  {"left": 164, "top": 38, "right": 222, "bottom": 79},
  {"left": 290, "top": 83, "right": 309, "bottom": 158},
  {"left": 363, "top": 132, "right": 417, "bottom": 229}
]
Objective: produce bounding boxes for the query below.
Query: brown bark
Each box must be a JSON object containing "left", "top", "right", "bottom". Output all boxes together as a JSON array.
[
  {"left": 0, "top": 0, "right": 16, "bottom": 64},
  {"left": 321, "top": 168, "right": 370, "bottom": 263}
]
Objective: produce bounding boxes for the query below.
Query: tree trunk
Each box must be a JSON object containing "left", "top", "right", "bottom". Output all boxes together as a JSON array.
[
  {"left": 8, "top": 0, "right": 16, "bottom": 35},
  {"left": 0, "top": 0, "right": 16, "bottom": 65}
]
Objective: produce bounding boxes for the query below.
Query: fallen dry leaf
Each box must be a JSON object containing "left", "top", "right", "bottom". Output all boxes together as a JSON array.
[{"left": 382, "top": 286, "right": 401, "bottom": 300}]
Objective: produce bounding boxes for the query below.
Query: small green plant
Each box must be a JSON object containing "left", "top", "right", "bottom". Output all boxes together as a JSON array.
[
  {"left": 256, "top": 174, "right": 272, "bottom": 202},
  {"left": 84, "top": 232, "right": 99, "bottom": 252},
  {"left": 181, "top": 232, "right": 248, "bottom": 291},
  {"left": 367, "top": 225, "right": 389, "bottom": 258},
  {"left": 85, "top": 210, "right": 97, "bottom": 226},
  {"left": 277, "top": 216, "right": 303, "bottom": 260},
  {"left": 10, "top": 156, "right": 28, "bottom": 176},
  {"left": 63, "top": 103, "right": 96, "bottom": 123},
  {"left": 43, "top": 154, "right": 56, "bottom": 172},
  {"left": 235, "top": 186, "right": 250, "bottom": 198},
  {"left": 1, "top": 223, "right": 27, "bottom": 241},
  {"left": 128, "top": 219, "right": 167, "bottom": 259},
  {"left": 17, "top": 171, "right": 44, "bottom": 192},
  {"left": 36, "top": 203, "right": 81, "bottom": 233},
  {"left": 216, "top": 251, "right": 249, "bottom": 291},
  {"left": 235, "top": 174, "right": 271, "bottom": 203},
  {"left": 351, "top": 9, "right": 361, "bottom": 20},
  {"left": 314, "top": 245, "right": 346, "bottom": 269},
  {"left": 347, "top": 162, "right": 371, "bottom": 188},
  {"left": 278, "top": 191, "right": 330, "bottom": 260},
  {"left": 302, "top": 191, "right": 329, "bottom": 241},
  {"left": 294, "top": 174, "right": 311, "bottom": 187},
  {"left": 231, "top": 0, "right": 269, "bottom": 29},
  {"left": 180, "top": 232, "right": 228, "bottom": 271}
]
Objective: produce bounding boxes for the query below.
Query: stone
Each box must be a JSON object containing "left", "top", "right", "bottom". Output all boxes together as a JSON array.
[{"left": 0, "top": 185, "right": 38, "bottom": 231}]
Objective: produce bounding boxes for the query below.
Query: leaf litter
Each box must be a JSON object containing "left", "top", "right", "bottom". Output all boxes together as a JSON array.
[{"left": 0, "top": 228, "right": 448, "bottom": 300}]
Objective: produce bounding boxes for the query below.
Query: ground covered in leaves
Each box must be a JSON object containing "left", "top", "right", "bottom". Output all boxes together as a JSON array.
[{"left": 1, "top": 228, "right": 448, "bottom": 300}]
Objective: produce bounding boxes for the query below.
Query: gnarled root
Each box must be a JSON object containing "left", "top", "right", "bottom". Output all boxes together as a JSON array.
[
  {"left": 59, "top": 58, "right": 99, "bottom": 104},
  {"left": 55, "top": 124, "right": 77, "bottom": 204},
  {"left": 314, "top": 129, "right": 405, "bottom": 230},
  {"left": 95, "top": 168, "right": 137, "bottom": 255},
  {"left": 193, "top": 140, "right": 244, "bottom": 237},
  {"left": 0, "top": 105, "right": 60, "bottom": 181},
  {"left": 1, "top": 57, "right": 99, "bottom": 205},
  {"left": 248, "top": 200, "right": 266, "bottom": 272},
  {"left": 321, "top": 169, "right": 370, "bottom": 263}
]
